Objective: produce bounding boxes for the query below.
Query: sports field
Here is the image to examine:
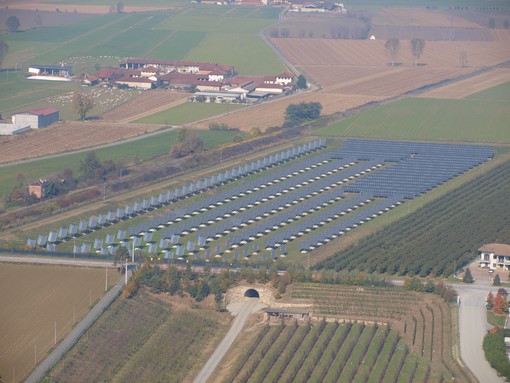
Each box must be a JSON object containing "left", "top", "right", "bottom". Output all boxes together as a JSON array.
[
  {"left": 316, "top": 85, "right": 510, "bottom": 143},
  {"left": 0, "top": 262, "right": 118, "bottom": 382}
]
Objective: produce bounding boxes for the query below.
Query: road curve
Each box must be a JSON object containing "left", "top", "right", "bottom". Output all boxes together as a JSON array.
[
  {"left": 24, "top": 275, "right": 125, "bottom": 383},
  {"left": 456, "top": 282, "right": 505, "bottom": 383},
  {"left": 192, "top": 299, "right": 265, "bottom": 383}
]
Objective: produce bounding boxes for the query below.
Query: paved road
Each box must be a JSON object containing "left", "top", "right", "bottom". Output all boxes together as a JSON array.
[
  {"left": 192, "top": 299, "right": 266, "bottom": 383},
  {"left": 24, "top": 274, "right": 125, "bottom": 383},
  {"left": 0, "top": 254, "right": 113, "bottom": 268},
  {"left": 455, "top": 281, "right": 505, "bottom": 383}
]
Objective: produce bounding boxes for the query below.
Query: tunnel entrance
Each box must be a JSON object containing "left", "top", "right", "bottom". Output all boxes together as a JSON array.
[{"left": 244, "top": 289, "right": 260, "bottom": 298}]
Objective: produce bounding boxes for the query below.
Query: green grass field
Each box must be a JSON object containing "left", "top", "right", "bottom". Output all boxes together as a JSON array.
[
  {"left": 135, "top": 102, "right": 245, "bottom": 125},
  {"left": 316, "top": 95, "right": 510, "bottom": 144},
  {"left": 0, "top": 129, "right": 238, "bottom": 198}
]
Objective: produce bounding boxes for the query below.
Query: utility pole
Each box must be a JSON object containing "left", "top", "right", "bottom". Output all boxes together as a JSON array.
[
  {"left": 125, "top": 258, "right": 128, "bottom": 286},
  {"left": 105, "top": 266, "right": 108, "bottom": 292}
]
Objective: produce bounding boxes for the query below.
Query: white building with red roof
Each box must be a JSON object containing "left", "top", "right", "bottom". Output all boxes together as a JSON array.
[{"left": 12, "top": 108, "right": 59, "bottom": 129}]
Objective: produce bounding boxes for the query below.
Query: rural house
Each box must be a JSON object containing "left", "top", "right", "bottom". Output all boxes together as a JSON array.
[{"left": 478, "top": 243, "right": 510, "bottom": 270}]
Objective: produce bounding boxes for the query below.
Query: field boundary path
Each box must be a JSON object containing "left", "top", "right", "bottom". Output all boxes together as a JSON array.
[
  {"left": 192, "top": 299, "right": 266, "bottom": 383},
  {"left": 23, "top": 274, "right": 125, "bottom": 383}
]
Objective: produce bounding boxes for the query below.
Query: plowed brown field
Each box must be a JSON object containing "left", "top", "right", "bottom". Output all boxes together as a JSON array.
[
  {"left": 188, "top": 92, "right": 382, "bottom": 131},
  {"left": 0, "top": 121, "right": 163, "bottom": 164},
  {"left": 271, "top": 35, "right": 510, "bottom": 68},
  {"left": 373, "top": 8, "right": 482, "bottom": 28},
  {"left": 0, "top": 263, "right": 118, "bottom": 382},
  {"left": 417, "top": 68, "right": 510, "bottom": 99}
]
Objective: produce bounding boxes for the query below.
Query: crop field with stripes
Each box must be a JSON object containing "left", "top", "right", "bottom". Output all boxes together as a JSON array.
[
  {"left": 216, "top": 283, "right": 475, "bottom": 383},
  {"left": 22, "top": 138, "right": 494, "bottom": 276}
]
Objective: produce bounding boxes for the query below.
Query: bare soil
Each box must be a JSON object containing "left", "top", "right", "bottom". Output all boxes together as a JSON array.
[
  {"left": 417, "top": 68, "right": 510, "bottom": 99},
  {"left": 0, "top": 263, "right": 119, "bottom": 382},
  {"left": 0, "top": 120, "right": 163, "bottom": 164}
]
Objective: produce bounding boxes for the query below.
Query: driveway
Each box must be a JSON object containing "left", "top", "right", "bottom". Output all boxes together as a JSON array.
[
  {"left": 455, "top": 263, "right": 507, "bottom": 383},
  {"left": 192, "top": 299, "right": 266, "bottom": 383}
]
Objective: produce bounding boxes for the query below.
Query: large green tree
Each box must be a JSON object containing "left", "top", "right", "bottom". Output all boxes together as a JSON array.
[
  {"left": 113, "top": 245, "right": 130, "bottom": 266},
  {"left": 284, "top": 102, "right": 322, "bottom": 127},
  {"left": 6, "top": 16, "right": 20, "bottom": 32}
]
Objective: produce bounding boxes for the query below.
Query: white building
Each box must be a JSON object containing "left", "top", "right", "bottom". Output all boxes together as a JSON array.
[
  {"left": 12, "top": 108, "right": 59, "bottom": 129},
  {"left": 479, "top": 243, "right": 510, "bottom": 270}
]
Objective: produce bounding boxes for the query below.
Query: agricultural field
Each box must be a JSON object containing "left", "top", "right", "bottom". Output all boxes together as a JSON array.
[
  {"left": 417, "top": 68, "right": 510, "bottom": 99},
  {"left": 0, "top": 128, "right": 238, "bottom": 199},
  {"left": 189, "top": 92, "right": 383, "bottom": 132},
  {"left": 315, "top": 156, "right": 510, "bottom": 277},
  {"left": 135, "top": 102, "right": 246, "bottom": 126},
  {"left": 216, "top": 283, "right": 472, "bottom": 383},
  {"left": 47, "top": 289, "right": 230, "bottom": 383},
  {"left": 316, "top": 96, "right": 510, "bottom": 143},
  {"left": 0, "top": 263, "right": 119, "bottom": 382}
]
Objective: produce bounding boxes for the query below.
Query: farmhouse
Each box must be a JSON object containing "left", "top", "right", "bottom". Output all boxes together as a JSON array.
[
  {"left": 28, "top": 179, "right": 48, "bottom": 199},
  {"left": 12, "top": 108, "right": 59, "bottom": 129},
  {"left": 478, "top": 243, "right": 510, "bottom": 270}
]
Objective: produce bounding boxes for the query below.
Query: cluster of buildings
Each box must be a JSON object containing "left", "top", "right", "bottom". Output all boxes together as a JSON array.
[
  {"left": 200, "top": 0, "right": 347, "bottom": 13},
  {"left": 0, "top": 108, "right": 60, "bottom": 135},
  {"left": 94, "top": 58, "right": 296, "bottom": 103}
]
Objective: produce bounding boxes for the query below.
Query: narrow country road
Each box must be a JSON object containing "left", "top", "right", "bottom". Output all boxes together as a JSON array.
[
  {"left": 24, "top": 275, "right": 125, "bottom": 383},
  {"left": 192, "top": 299, "right": 266, "bottom": 383},
  {"left": 455, "top": 279, "right": 506, "bottom": 383}
]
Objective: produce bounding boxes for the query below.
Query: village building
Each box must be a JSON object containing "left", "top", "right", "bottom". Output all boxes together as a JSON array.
[
  {"left": 28, "top": 179, "right": 48, "bottom": 199},
  {"left": 28, "top": 65, "right": 72, "bottom": 81},
  {"left": 479, "top": 243, "right": 510, "bottom": 270}
]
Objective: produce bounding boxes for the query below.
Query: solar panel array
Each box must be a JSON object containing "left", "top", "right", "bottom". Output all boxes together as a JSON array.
[
  {"left": 27, "top": 139, "right": 492, "bottom": 258},
  {"left": 27, "top": 140, "right": 326, "bottom": 253}
]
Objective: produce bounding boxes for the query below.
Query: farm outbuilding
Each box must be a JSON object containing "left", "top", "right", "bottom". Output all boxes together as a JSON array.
[
  {"left": 12, "top": 108, "right": 59, "bottom": 129},
  {"left": 0, "top": 123, "right": 31, "bottom": 135},
  {"left": 28, "top": 64, "right": 72, "bottom": 77}
]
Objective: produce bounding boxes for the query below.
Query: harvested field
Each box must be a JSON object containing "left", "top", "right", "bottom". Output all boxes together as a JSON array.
[
  {"left": 100, "top": 90, "right": 189, "bottom": 123},
  {"left": 0, "top": 263, "right": 118, "bottom": 383},
  {"left": 0, "top": 121, "right": 164, "bottom": 164},
  {"left": 306, "top": 66, "right": 471, "bottom": 96},
  {"left": 271, "top": 36, "right": 510, "bottom": 68},
  {"left": 372, "top": 8, "right": 483, "bottom": 28},
  {"left": 189, "top": 92, "right": 383, "bottom": 132},
  {"left": 417, "top": 68, "right": 510, "bottom": 99}
]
